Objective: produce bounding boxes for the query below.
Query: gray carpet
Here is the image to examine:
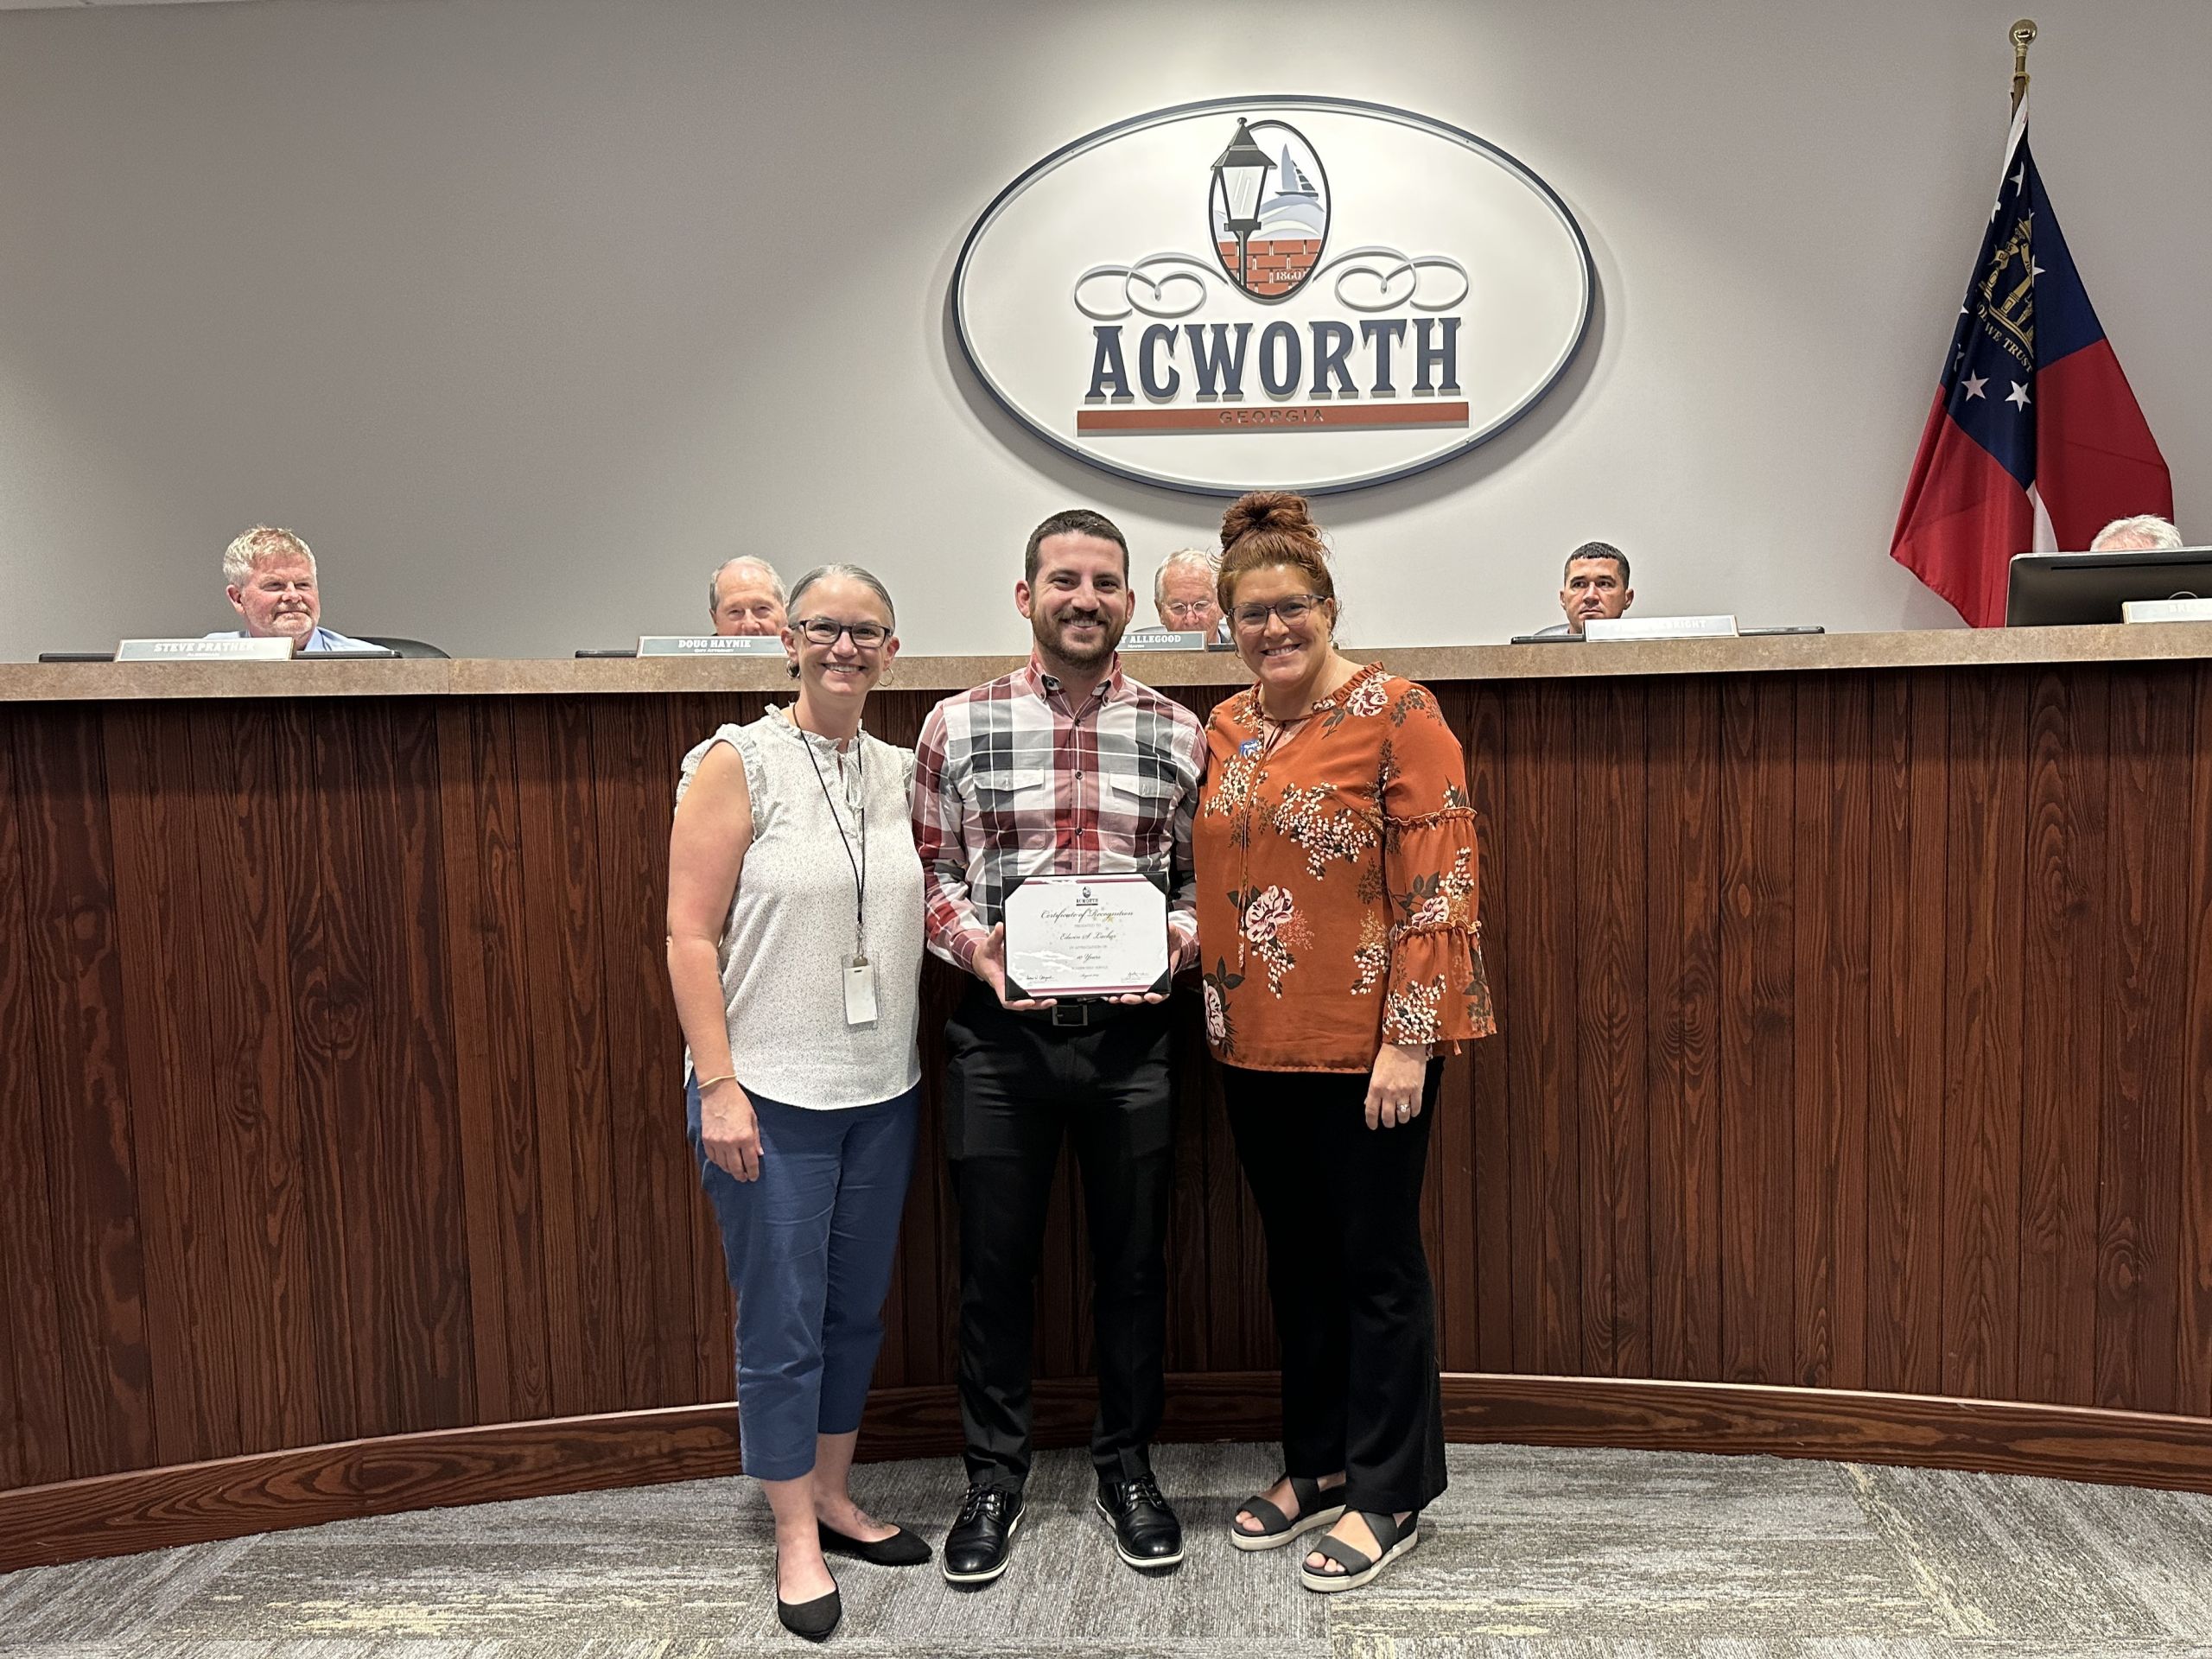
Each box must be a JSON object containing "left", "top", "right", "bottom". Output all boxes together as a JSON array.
[{"left": 7, "top": 1442, "right": 2212, "bottom": 1656}]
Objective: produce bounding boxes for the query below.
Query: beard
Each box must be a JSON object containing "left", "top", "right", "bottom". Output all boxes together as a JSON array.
[{"left": 1035, "top": 605, "right": 1124, "bottom": 668}]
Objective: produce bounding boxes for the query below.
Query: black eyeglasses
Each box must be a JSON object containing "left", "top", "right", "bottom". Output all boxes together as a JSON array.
[
  {"left": 793, "top": 617, "right": 889, "bottom": 649},
  {"left": 1230, "top": 594, "right": 1326, "bottom": 632}
]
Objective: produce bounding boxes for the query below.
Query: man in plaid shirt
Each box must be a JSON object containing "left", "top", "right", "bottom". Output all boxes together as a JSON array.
[{"left": 913, "top": 508, "right": 1205, "bottom": 1586}]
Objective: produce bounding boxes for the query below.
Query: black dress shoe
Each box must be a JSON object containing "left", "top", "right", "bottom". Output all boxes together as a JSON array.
[
  {"left": 941, "top": 1484, "right": 1024, "bottom": 1586},
  {"left": 1095, "top": 1472, "right": 1184, "bottom": 1569},
  {"left": 774, "top": 1554, "right": 842, "bottom": 1642},
  {"left": 819, "top": 1519, "right": 932, "bottom": 1567}
]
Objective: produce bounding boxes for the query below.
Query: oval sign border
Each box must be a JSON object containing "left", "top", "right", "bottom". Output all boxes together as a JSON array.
[{"left": 951, "top": 93, "right": 1597, "bottom": 499}]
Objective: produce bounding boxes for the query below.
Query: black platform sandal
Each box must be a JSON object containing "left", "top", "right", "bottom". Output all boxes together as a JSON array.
[
  {"left": 1228, "top": 1474, "right": 1348, "bottom": 1553},
  {"left": 1298, "top": 1509, "right": 1421, "bottom": 1592}
]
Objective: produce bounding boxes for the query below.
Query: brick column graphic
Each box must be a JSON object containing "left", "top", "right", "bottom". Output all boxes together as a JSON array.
[{"left": 1221, "top": 238, "right": 1322, "bottom": 298}]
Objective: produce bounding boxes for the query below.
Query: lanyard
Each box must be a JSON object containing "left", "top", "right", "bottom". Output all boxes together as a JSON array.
[{"left": 799, "top": 723, "right": 868, "bottom": 960}]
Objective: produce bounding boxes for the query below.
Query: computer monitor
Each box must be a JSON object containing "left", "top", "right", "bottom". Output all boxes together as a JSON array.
[{"left": 2005, "top": 547, "right": 2212, "bottom": 626}]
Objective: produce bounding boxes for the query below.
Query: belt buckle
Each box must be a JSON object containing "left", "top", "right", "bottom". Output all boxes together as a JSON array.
[{"left": 1050, "top": 1001, "right": 1090, "bottom": 1028}]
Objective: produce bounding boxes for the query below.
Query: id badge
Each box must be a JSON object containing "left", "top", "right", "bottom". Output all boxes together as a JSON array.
[{"left": 843, "top": 956, "right": 878, "bottom": 1026}]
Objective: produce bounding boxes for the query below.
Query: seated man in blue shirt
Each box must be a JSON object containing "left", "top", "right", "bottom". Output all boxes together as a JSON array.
[{"left": 206, "top": 526, "right": 376, "bottom": 652}]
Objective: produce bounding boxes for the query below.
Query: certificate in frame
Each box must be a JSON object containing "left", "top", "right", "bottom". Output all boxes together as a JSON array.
[{"left": 1001, "top": 871, "right": 1171, "bottom": 1001}]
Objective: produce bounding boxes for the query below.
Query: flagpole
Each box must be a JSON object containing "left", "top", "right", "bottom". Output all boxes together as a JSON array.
[{"left": 2010, "top": 18, "right": 2037, "bottom": 113}]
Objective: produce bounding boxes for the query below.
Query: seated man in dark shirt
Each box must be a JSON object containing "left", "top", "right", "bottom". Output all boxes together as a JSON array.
[{"left": 1532, "top": 542, "right": 1634, "bottom": 637}]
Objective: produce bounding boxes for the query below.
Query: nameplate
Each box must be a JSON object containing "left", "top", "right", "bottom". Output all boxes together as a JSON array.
[
  {"left": 1584, "top": 615, "right": 1739, "bottom": 642},
  {"left": 637, "top": 635, "right": 786, "bottom": 657},
  {"left": 1119, "top": 628, "right": 1210, "bottom": 652},
  {"left": 118, "top": 637, "right": 296, "bottom": 661},
  {"left": 2122, "top": 597, "right": 2212, "bottom": 625}
]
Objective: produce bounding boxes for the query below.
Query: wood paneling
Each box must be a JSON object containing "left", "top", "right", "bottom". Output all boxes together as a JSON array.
[
  {"left": 2183, "top": 670, "right": 2212, "bottom": 1419},
  {"left": 1576, "top": 678, "right": 1649, "bottom": 1378},
  {"left": 1942, "top": 671, "right": 2027, "bottom": 1402},
  {"left": 2018, "top": 668, "right": 2106, "bottom": 1407},
  {"left": 1646, "top": 677, "right": 1723, "bottom": 1382},
  {"left": 1718, "top": 677, "right": 1795, "bottom": 1383},
  {"left": 1789, "top": 675, "right": 1870, "bottom": 1390},
  {"left": 1503, "top": 683, "right": 1580, "bottom": 1376},
  {"left": 12, "top": 707, "right": 154, "bottom": 1478},
  {"left": 0, "top": 715, "right": 71, "bottom": 1490},
  {"left": 1864, "top": 671, "right": 1948, "bottom": 1395},
  {"left": 1461, "top": 683, "right": 1516, "bottom": 1376},
  {"left": 10, "top": 660, "right": 2212, "bottom": 1547}
]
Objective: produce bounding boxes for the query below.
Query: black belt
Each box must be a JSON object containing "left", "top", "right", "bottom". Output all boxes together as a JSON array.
[{"left": 1007, "top": 999, "right": 1138, "bottom": 1028}]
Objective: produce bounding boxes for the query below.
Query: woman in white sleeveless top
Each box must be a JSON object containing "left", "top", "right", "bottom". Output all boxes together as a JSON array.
[{"left": 666, "top": 564, "right": 927, "bottom": 1642}]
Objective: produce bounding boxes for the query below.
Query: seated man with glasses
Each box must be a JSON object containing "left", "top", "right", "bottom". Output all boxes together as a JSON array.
[{"left": 1153, "top": 548, "right": 1227, "bottom": 639}]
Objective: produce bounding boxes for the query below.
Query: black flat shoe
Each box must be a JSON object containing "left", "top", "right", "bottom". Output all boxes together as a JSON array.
[
  {"left": 1096, "top": 1472, "right": 1184, "bottom": 1570},
  {"left": 942, "top": 1484, "right": 1024, "bottom": 1586},
  {"left": 776, "top": 1586, "right": 842, "bottom": 1642},
  {"left": 819, "top": 1519, "right": 932, "bottom": 1567},
  {"left": 774, "top": 1553, "right": 842, "bottom": 1641}
]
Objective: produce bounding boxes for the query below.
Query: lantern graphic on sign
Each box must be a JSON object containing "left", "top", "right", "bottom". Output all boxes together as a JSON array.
[{"left": 1208, "top": 117, "right": 1330, "bottom": 302}]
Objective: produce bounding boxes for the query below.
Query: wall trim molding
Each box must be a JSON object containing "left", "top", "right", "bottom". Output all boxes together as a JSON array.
[{"left": 10, "top": 1371, "right": 2212, "bottom": 1572}]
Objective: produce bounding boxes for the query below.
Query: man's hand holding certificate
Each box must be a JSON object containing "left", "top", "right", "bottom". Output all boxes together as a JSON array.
[{"left": 1001, "top": 873, "right": 1170, "bottom": 1002}]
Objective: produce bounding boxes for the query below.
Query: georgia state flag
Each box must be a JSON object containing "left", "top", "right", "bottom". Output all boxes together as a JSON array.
[{"left": 1890, "top": 100, "right": 2172, "bottom": 627}]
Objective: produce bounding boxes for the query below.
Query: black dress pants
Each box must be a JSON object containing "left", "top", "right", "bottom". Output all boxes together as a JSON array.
[
  {"left": 944, "top": 983, "right": 1173, "bottom": 1491},
  {"left": 1222, "top": 1060, "right": 1447, "bottom": 1517}
]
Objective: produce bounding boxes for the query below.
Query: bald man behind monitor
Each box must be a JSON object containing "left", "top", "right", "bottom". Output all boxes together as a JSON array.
[
  {"left": 708, "top": 556, "right": 788, "bottom": 635},
  {"left": 2089, "top": 515, "right": 2186, "bottom": 553}
]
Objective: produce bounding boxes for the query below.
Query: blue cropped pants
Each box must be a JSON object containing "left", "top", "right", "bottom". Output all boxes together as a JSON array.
[{"left": 686, "top": 1074, "right": 919, "bottom": 1482}]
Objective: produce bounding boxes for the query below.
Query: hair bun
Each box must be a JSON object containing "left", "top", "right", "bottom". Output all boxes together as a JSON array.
[{"left": 1219, "top": 490, "right": 1320, "bottom": 552}]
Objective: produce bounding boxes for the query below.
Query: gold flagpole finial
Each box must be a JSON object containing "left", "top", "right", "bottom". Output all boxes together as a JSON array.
[{"left": 2011, "top": 18, "right": 2037, "bottom": 112}]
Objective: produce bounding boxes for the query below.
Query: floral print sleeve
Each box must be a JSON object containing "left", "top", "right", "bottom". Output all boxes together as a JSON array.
[{"left": 1377, "top": 684, "right": 1496, "bottom": 1051}]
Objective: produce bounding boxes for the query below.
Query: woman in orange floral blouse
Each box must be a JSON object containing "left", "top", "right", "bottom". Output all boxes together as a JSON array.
[{"left": 1193, "top": 492, "right": 1495, "bottom": 1595}]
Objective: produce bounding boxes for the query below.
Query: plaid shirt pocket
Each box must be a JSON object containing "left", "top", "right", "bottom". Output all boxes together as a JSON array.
[
  {"left": 1106, "top": 770, "right": 1178, "bottom": 862},
  {"left": 969, "top": 765, "right": 1049, "bottom": 841}
]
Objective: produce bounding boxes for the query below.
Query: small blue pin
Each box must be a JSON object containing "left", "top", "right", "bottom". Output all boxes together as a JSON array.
[{"left": 1238, "top": 739, "right": 1262, "bottom": 757}]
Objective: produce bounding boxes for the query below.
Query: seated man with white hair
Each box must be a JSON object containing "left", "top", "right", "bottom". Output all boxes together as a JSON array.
[
  {"left": 1153, "top": 548, "right": 1224, "bottom": 638},
  {"left": 709, "top": 556, "right": 789, "bottom": 636},
  {"left": 206, "top": 526, "right": 376, "bottom": 652},
  {"left": 2088, "top": 515, "right": 2187, "bottom": 553}
]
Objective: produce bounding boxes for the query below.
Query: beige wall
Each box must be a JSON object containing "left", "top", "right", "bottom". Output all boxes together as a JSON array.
[{"left": 0, "top": 0, "right": 2203, "bottom": 659}]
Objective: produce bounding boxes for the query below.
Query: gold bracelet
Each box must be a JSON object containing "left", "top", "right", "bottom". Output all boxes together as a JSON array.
[{"left": 696, "top": 1072, "right": 738, "bottom": 1091}]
